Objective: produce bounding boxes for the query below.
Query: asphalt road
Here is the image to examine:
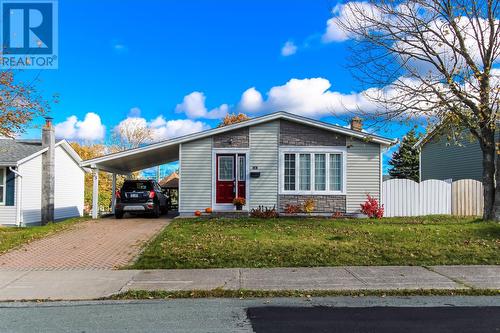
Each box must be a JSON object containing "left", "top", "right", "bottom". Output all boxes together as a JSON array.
[
  {"left": 0, "top": 297, "right": 498, "bottom": 333},
  {"left": 247, "top": 306, "right": 500, "bottom": 333}
]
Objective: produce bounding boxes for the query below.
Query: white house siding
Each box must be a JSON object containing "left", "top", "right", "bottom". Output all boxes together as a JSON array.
[
  {"left": 346, "top": 137, "right": 381, "bottom": 213},
  {"left": 54, "top": 145, "right": 84, "bottom": 220},
  {"left": 179, "top": 137, "right": 212, "bottom": 213},
  {"left": 249, "top": 121, "right": 279, "bottom": 209},
  {"left": 18, "top": 154, "right": 42, "bottom": 224},
  {"left": 0, "top": 172, "right": 17, "bottom": 225}
]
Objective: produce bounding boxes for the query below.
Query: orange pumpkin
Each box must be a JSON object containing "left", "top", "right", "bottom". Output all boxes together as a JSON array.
[
  {"left": 205, "top": 207, "right": 213, "bottom": 214},
  {"left": 194, "top": 210, "right": 202, "bottom": 217}
]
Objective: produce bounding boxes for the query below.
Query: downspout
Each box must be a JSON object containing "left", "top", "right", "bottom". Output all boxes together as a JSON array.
[{"left": 8, "top": 166, "right": 23, "bottom": 227}]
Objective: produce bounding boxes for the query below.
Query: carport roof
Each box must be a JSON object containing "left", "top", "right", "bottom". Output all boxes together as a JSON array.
[{"left": 81, "top": 111, "right": 396, "bottom": 174}]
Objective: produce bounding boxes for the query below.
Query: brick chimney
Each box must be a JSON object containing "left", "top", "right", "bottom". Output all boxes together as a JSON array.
[
  {"left": 350, "top": 117, "right": 363, "bottom": 131},
  {"left": 41, "top": 117, "right": 55, "bottom": 225}
]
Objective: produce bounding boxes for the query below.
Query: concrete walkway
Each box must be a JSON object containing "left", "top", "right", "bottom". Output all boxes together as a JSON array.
[{"left": 0, "top": 265, "right": 498, "bottom": 301}]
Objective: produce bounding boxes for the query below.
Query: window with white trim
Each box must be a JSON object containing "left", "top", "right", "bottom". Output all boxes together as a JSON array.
[
  {"left": 280, "top": 150, "right": 345, "bottom": 194},
  {"left": 284, "top": 154, "right": 296, "bottom": 191},
  {"left": 299, "top": 154, "right": 311, "bottom": 191},
  {"left": 314, "top": 154, "right": 326, "bottom": 191},
  {"left": 329, "top": 154, "right": 342, "bottom": 191},
  {"left": 0, "top": 168, "right": 5, "bottom": 204}
]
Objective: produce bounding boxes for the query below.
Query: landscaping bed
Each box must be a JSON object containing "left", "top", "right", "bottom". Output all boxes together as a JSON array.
[
  {"left": 0, "top": 217, "right": 90, "bottom": 254},
  {"left": 131, "top": 216, "right": 500, "bottom": 269}
]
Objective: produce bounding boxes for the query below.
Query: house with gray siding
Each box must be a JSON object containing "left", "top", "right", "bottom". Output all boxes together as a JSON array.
[
  {"left": 0, "top": 118, "right": 86, "bottom": 226},
  {"left": 415, "top": 129, "right": 483, "bottom": 181},
  {"left": 82, "top": 112, "right": 395, "bottom": 217}
]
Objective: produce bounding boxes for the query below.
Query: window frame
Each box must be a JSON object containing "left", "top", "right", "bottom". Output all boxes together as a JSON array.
[
  {"left": 279, "top": 147, "right": 346, "bottom": 195},
  {"left": 238, "top": 155, "right": 246, "bottom": 182},
  {"left": 283, "top": 153, "right": 296, "bottom": 191},
  {"left": 0, "top": 167, "right": 5, "bottom": 205}
]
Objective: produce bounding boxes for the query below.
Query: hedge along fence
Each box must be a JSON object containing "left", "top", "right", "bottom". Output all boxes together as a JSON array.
[{"left": 382, "top": 179, "right": 483, "bottom": 217}]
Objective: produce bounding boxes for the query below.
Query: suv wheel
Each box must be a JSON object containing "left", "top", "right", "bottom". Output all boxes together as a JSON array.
[
  {"left": 115, "top": 211, "right": 124, "bottom": 219},
  {"left": 152, "top": 205, "right": 160, "bottom": 218}
]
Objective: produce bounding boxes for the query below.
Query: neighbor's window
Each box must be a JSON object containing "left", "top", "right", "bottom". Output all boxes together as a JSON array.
[
  {"left": 284, "top": 153, "right": 296, "bottom": 191},
  {"left": 281, "top": 151, "right": 344, "bottom": 194},
  {"left": 0, "top": 168, "right": 5, "bottom": 204},
  {"left": 299, "top": 154, "right": 311, "bottom": 191}
]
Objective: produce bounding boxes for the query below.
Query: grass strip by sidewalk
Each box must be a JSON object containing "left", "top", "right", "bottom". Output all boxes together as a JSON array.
[
  {"left": 0, "top": 217, "right": 91, "bottom": 254},
  {"left": 131, "top": 216, "right": 500, "bottom": 269},
  {"left": 107, "top": 288, "right": 500, "bottom": 300}
]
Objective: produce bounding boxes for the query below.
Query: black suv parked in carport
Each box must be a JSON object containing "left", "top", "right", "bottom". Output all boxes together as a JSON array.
[{"left": 115, "top": 180, "right": 168, "bottom": 219}]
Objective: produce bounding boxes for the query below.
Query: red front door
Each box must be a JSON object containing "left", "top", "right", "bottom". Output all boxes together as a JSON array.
[{"left": 216, "top": 154, "right": 246, "bottom": 204}]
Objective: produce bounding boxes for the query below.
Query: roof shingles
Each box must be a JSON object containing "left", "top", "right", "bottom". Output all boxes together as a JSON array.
[{"left": 0, "top": 139, "right": 62, "bottom": 165}]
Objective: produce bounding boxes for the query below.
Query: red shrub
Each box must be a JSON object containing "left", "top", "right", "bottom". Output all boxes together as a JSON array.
[
  {"left": 332, "top": 211, "right": 344, "bottom": 219},
  {"left": 250, "top": 206, "right": 279, "bottom": 219},
  {"left": 285, "top": 204, "right": 302, "bottom": 214},
  {"left": 360, "top": 195, "right": 384, "bottom": 219}
]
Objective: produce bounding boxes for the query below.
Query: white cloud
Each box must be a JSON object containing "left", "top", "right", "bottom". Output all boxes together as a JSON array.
[
  {"left": 175, "top": 91, "right": 229, "bottom": 119},
  {"left": 322, "top": 2, "right": 384, "bottom": 43},
  {"left": 55, "top": 112, "right": 106, "bottom": 141},
  {"left": 237, "top": 77, "right": 378, "bottom": 118},
  {"left": 128, "top": 107, "right": 142, "bottom": 117},
  {"left": 281, "top": 41, "right": 298, "bottom": 56},
  {"left": 149, "top": 116, "right": 210, "bottom": 141},
  {"left": 238, "top": 87, "right": 264, "bottom": 112},
  {"left": 114, "top": 113, "right": 210, "bottom": 143},
  {"left": 111, "top": 39, "right": 128, "bottom": 54}
]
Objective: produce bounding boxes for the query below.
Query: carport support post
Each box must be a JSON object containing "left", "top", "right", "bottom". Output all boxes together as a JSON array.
[
  {"left": 92, "top": 168, "right": 99, "bottom": 219},
  {"left": 111, "top": 173, "right": 117, "bottom": 214}
]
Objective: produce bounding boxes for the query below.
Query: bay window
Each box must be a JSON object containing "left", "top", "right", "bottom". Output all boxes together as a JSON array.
[{"left": 280, "top": 149, "right": 345, "bottom": 194}]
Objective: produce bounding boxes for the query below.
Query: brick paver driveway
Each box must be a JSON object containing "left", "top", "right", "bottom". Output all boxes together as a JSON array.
[{"left": 0, "top": 217, "right": 169, "bottom": 270}]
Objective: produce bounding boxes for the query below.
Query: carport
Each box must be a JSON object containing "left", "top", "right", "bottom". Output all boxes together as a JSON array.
[{"left": 81, "top": 140, "right": 180, "bottom": 219}]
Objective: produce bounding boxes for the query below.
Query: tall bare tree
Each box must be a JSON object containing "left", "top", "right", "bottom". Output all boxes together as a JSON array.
[
  {"left": 112, "top": 117, "right": 153, "bottom": 150},
  {"left": 335, "top": 0, "right": 500, "bottom": 220}
]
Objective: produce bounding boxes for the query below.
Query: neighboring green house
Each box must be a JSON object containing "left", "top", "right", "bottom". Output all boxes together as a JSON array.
[{"left": 415, "top": 128, "right": 483, "bottom": 181}]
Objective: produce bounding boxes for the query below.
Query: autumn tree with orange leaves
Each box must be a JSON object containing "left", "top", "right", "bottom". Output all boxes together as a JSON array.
[
  {"left": 218, "top": 113, "right": 250, "bottom": 127},
  {"left": 0, "top": 71, "right": 49, "bottom": 137}
]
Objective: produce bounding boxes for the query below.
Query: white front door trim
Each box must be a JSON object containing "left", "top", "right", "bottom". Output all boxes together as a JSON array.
[{"left": 211, "top": 148, "right": 250, "bottom": 211}]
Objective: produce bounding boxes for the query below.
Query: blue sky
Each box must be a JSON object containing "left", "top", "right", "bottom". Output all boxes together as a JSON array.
[{"left": 21, "top": 0, "right": 418, "bottom": 176}]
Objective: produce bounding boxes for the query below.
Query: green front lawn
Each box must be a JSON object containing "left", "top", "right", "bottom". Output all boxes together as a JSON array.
[
  {"left": 131, "top": 216, "right": 500, "bottom": 269},
  {"left": 0, "top": 217, "right": 90, "bottom": 254}
]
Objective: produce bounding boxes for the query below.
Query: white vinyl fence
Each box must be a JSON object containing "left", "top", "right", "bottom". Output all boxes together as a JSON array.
[{"left": 382, "top": 179, "right": 483, "bottom": 217}]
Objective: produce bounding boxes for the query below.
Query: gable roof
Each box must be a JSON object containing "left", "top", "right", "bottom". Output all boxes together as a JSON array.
[
  {"left": 0, "top": 139, "right": 83, "bottom": 167},
  {"left": 413, "top": 115, "right": 500, "bottom": 149},
  {"left": 81, "top": 112, "right": 396, "bottom": 173}
]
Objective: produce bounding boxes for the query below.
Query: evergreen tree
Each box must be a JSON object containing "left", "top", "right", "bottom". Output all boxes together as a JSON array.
[{"left": 388, "top": 129, "right": 420, "bottom": 182}]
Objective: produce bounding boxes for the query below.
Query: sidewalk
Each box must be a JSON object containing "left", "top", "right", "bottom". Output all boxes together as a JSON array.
[{"left": 0, "top": 266, "right": 498, "bottom": 301}]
